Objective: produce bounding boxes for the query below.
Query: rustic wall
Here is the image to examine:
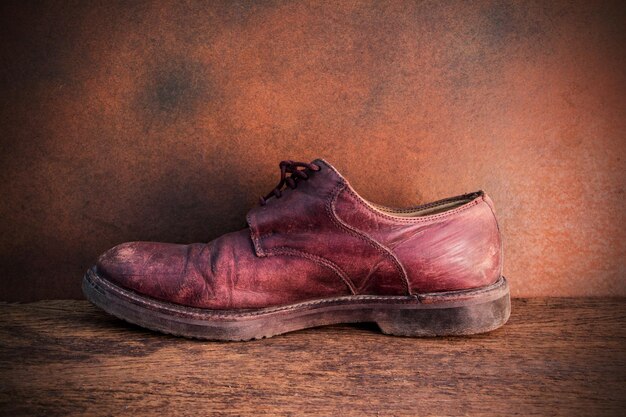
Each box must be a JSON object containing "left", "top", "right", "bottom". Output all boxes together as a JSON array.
[{"left": 0, "top": 0, "right": 624, "bottom": 301}]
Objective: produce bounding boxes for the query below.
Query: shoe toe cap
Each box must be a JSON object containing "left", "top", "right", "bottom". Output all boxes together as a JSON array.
[
  {"left": 96, "top": 242, "right": 182, "bottom": 293},
  {"left": 95, "top": 241, "right": 211, "bottom": 306},
  {"left": 97, "top": 242, "right": 146, "bottom": 280}
]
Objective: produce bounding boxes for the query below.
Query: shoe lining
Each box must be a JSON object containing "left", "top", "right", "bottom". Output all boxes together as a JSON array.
[{"left": 367, "top": 192, "right": 481, "bottom": 218}]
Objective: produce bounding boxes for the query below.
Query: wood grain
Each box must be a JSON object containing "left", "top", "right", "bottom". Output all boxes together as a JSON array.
[{"left": 0, "top": 299, "right": 624, "bottom": 416}]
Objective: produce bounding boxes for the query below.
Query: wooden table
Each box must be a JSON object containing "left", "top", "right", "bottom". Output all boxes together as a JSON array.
[{"left": 0, "top": 299, "right": 624, "bottom": 416}]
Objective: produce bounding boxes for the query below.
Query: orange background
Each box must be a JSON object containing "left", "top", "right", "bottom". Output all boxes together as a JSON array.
[{"left": 1, "top": 0, "right": 624, "bottom": 301}]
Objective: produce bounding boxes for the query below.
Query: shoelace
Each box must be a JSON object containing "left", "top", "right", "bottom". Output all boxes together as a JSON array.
[{"left": 259, "top": 160, "right": 321, "bottom": 205}]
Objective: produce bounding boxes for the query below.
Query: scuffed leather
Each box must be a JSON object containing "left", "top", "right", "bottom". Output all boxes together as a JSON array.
[
  {"left": 97, "top": 229, "right": 351, "bottom": 309},
  {"left": 97, "top": 159, "right": 503, "bottom": 308}
]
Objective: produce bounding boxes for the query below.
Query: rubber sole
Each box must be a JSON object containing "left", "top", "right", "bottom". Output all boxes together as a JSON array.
[{"left": 82, "top": 267, "right": 511, "bottom": 341}]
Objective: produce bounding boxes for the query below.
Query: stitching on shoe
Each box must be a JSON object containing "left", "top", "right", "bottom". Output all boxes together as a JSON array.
[
  {"left": 250, "top": 167, "right": 358, "bottom": 295},
  {"left": 312, "top": 159, "right": 483, "bottom": 223},
  {"left": 374, "top": 192, "right": 481, "bottom": 213},
  {"left": 266, "top": 246, "right": 357, "bottom": 294},
  {"left": 344, "top": 186, "right": 481, "bottom": 223},
  {"left": 328, "top": 185, "right": 412, "bottom": 296},
  {"left": 246, "top": 211, "right": 265, "bottom": 256}
]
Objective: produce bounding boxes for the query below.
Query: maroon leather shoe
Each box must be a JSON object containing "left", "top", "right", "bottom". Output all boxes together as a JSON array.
[{"left": 83, "top": 159, "right": 510, "bottom": 340}]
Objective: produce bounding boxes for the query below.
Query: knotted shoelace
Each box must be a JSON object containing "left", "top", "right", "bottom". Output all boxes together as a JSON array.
[{"left": 259, "top": 160, "right": 321, "bottom": 205}]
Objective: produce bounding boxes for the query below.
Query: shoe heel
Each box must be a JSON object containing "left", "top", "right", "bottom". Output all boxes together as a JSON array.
[{"left": 376, "top": 282, "right": 511, "bottom": 337}]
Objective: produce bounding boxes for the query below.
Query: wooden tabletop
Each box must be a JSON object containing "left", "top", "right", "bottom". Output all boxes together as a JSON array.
[{"left": 0, "top": 298, "right": 624, "bottom": 416}]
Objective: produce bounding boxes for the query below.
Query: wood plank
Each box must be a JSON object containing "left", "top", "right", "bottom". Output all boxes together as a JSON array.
[{"left": 0, "top": 299, "right": 624, "bottom": 416}]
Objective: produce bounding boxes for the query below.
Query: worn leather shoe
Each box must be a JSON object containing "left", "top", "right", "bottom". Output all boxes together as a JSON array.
[{"left": 83, "top": 159, "right": 510, "bottom": 340}]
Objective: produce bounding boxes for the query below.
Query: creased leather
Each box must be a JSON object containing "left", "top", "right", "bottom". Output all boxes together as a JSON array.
[{"left": 97, "top": 229, "right": 351, "bottom": 309}]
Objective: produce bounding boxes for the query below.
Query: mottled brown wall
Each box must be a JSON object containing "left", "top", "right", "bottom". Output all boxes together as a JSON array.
[{"left": 0, "top": 0, "right": 624, "bottom": 301}]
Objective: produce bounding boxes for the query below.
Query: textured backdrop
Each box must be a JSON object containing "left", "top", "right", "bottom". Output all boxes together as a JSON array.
[{"left": 1, "top": 0, "right": 624, "bottom": 301}]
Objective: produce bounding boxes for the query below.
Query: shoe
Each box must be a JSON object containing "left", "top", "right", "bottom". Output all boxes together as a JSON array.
[{"left": 83, "top": 159, "right": 510, "bottom": 340}]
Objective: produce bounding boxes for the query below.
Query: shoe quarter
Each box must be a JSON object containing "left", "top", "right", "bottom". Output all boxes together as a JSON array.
[{"left": 334, "top": 189, "right": 502, "bottom": 293}]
